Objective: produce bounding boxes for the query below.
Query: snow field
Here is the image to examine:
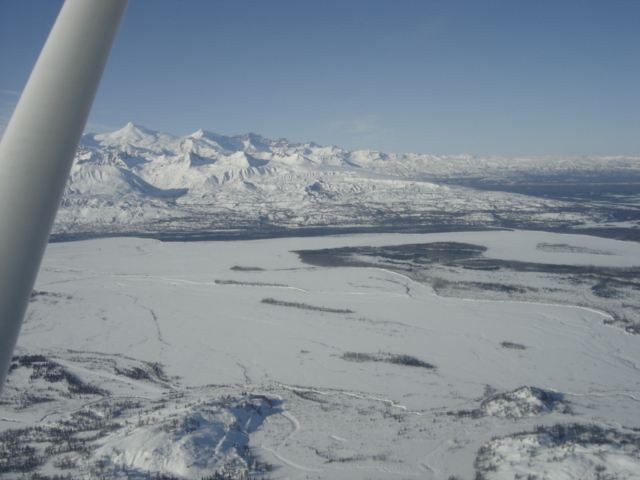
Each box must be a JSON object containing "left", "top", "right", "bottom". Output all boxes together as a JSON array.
[{"left": 3, "top": 230, "right": 639, "bottom": 479}]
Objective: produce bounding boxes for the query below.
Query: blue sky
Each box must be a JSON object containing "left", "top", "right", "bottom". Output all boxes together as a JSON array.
[{"left": 1, "top": 0, "right": 638, "bottom": 156}]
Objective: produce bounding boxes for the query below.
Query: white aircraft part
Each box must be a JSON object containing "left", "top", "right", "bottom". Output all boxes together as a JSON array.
[{"left": 0, "top": 0, "right": 129, "bottom": 394}]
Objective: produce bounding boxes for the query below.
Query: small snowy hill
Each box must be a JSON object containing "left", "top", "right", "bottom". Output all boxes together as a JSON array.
[
  {"left": 52, "top": 124, "right": 640, "bottom": 238},
  {"left": 478, "top": 386, "right": 569, "bottom": 418}
]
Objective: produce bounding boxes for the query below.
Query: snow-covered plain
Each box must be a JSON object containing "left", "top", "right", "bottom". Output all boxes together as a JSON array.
[{"left": 2, "top": 230, "right": 640, "bottom": 479}]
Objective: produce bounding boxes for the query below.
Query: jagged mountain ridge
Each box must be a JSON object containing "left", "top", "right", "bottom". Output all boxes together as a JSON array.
[
  {"left": 80, "top": 123, "right": 640, "bottom": 180},
  {"left": 54, "top": 123, "right": 640, "bottom": 239}
]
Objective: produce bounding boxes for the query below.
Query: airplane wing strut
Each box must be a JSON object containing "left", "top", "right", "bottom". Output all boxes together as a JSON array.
[{"left": 0, "top": 0, "right": 129, "bottom": 394}]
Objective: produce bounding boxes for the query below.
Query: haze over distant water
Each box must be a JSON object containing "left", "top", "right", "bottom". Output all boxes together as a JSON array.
[{"left": 1, "top": 0, "right": 639, "bottom": 156}]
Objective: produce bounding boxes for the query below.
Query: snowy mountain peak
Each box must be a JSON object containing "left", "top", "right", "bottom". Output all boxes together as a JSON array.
[
  {"left": 124, "top": 121, "right": 142, "bottom": 130},
  {"left": 92, "top": 124, "right": 179, "bottom": 152},
  {"left": 188, "top": 128, "right": 221, "bottom": 141},
  {"left": 95, "top": 123, "right": 154, "bottom": 145},
  {"left": 185, "top": 130, "right": 244, "bottom": 154},
  {"left": 109, "top": 122, "right": 157, "bottom": 138}
]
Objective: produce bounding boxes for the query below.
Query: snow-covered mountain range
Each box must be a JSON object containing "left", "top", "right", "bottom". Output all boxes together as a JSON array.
[
  {"left": 54, "top": 123, "right": 640, "bottom": 239},
  {"left": 4, "top": 124, "right": 640, "bottom": 478}
]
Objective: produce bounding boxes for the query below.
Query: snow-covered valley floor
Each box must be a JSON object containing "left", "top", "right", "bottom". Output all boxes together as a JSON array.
[{"left": 1, "top": 230, "right": 639, "bottom": 479}]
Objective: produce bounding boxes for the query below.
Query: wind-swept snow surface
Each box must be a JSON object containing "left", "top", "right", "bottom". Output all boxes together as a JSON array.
[{"left": 2, "top": 231, "right": 639, "bottom": 479}]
